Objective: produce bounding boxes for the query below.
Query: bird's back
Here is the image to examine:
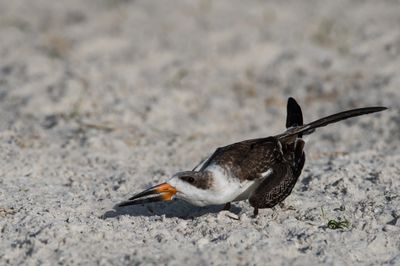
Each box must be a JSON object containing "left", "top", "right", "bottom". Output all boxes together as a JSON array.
[{"left": 200, "top": 137, "right": 284, "bottom": 181}]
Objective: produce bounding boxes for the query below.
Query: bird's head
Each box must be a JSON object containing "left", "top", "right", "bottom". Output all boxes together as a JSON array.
[{"left": 118, "top": 171, "right": 214, "bottom": 207}]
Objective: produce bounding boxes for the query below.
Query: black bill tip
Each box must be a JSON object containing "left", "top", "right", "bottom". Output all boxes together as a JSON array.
[{"left": 118, "top": 195, "right": 165, "bottom": 207}]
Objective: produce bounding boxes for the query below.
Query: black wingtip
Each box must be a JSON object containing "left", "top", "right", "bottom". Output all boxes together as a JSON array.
[
  {"left": 355, "top": 106, "right": 388, "bottom": 113},
  {"left": 286, "top": 97, "right": 303, "bottom": 129},
  {"left": 287, "top": 97, "right": 299, "bottom": 110},
  {"left": 288, "top": 97, "right": 296, "bottom": 104}
]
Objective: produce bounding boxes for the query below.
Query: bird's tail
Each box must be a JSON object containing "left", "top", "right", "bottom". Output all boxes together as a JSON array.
[
  {"left": 278, "top": 98, "right": 387, "bottom": 141},
  {"left": 286, "top": 97, "right": 304, "bottom": 137}
]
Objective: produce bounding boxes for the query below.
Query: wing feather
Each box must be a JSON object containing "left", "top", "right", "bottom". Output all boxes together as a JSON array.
[{"left": 200, "top": 137, "right": 283, "bottom": 181}]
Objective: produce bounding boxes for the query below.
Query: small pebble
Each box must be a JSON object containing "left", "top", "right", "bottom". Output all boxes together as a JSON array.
[
  {"left": 217, "top": 211, "right": 240, "bottom": 220},
  {"left": 197, "top": 238, "right": 209, "bottom": 248}
]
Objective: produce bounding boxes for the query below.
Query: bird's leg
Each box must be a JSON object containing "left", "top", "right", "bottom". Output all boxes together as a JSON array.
[
  {"left": 222, "top": 202, "right": 231, "bottom": 211},
  {"left": 253, "top": 208, "right": 259, "bottom": 218}
]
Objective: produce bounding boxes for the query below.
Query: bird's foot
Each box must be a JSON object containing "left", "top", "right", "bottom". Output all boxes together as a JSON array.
[{"left": 222, "top": 202, "right": 231, "bottom": 211}]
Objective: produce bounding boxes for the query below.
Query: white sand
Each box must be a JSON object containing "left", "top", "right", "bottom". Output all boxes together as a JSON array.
[{"left": 0, "top": 0, "right": 399, "bottom": 265}]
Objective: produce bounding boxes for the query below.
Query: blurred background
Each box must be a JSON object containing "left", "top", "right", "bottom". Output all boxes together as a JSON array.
[
  {"left": 1, "top": 0, "right": 398, "bottom": 163},
  {"left": 1, "top": 0, "right": 398, "bottom": 140},
  {"left": 1, "top": 0, "right": 398, "bottom": 174},
  {"left": 0, "top": 0, "right": 399, "bottom": 265}
]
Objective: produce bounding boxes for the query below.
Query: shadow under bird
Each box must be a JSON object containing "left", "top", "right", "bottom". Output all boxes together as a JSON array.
[{"left": 118, "top": 97, "right": 387, "bottom": 217}]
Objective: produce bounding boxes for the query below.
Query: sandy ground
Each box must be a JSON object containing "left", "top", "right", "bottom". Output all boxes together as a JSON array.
[{"left": 0, "top": 0, "right": 399, "bottom": 265}]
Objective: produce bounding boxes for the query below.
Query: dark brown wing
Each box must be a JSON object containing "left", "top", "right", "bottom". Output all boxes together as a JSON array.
[
  {"left": 249, "top": 138, "right": 305, "bottom": 209},
  {"left": 248, "top": 163, "right": 294, "bottom": 208},
  {"left": 199, "top": 137, "right": 284, "bottom": 181}
]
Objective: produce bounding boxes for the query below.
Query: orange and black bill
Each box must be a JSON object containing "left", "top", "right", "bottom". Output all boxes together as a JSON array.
[{"left": 118, "top": 183, "right": 177, "bottom": 207}]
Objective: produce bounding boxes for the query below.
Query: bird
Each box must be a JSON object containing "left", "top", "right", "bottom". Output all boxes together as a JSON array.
[{"left": 118, "top": 97, "right": 387, "bottom": 217}]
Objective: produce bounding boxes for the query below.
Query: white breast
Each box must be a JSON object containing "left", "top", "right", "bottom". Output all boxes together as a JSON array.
[
  {"left": 199, "top": 165, "right": 272, "bottom": 205},
  {"left": 169, "top": 165, "right": 273, "bottom": 207}
]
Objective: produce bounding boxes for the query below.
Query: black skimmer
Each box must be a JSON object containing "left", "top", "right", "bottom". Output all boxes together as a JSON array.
[{"left": 118, "top": 97, "right": 386, "bottom": 217}]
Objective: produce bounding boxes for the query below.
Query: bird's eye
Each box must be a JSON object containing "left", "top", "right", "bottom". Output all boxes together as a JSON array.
[{"left": 181, "top": 176, "right": 195, "bottom": 184}]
